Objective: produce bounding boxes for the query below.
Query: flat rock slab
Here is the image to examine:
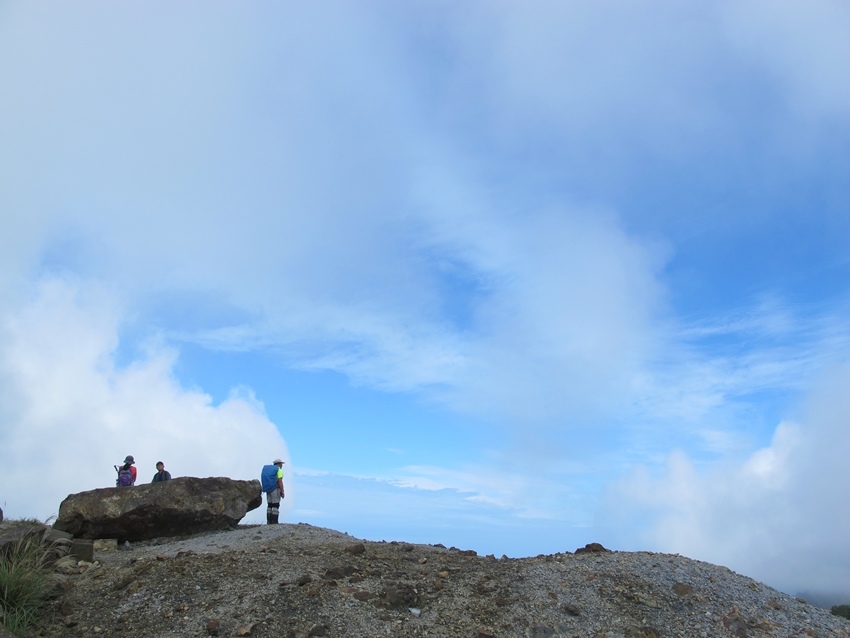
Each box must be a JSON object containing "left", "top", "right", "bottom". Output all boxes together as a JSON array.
[{"left": 53, "top": 476, "right": 262, "bottom": 541}]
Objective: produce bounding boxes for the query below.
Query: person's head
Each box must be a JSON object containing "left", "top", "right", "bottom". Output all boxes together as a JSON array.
[
  {"left": 273, "top": 458, "right": 284, "bottom": 467},
  {"left": 156, "top": 461, "right": 164, "bottom": 471},
  {"left": 124, "top": 455, "right": 135, "bottom": 465}
]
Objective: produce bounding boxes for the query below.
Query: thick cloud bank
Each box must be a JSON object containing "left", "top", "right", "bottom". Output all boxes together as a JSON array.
[
  {"left": 601, "top": 363, "right": 850, "bottom": 597},
  {"left": 0, "top": 278, "right": 291, "bottom": 522}
]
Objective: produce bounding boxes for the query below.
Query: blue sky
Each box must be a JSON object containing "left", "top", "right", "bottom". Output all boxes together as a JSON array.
[{"left": 1, "top": 1, "right": 849, "bottom": 599}]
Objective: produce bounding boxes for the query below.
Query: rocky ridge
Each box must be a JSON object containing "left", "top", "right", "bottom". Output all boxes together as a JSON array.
[{"left": 36, "top": 523, "right": 850, "bottom": 638}]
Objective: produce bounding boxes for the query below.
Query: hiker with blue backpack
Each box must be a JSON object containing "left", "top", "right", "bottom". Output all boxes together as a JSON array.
[
  {"left": 115, "top": 455, "right": 137, "bottom": 487},
  {"left": 260, "top": 459, "right": 285, "bottom": 524}
]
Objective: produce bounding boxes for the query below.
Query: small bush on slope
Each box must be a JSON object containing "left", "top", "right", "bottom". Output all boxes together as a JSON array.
[
  {"left": 832, "top": 604, "right": 850, "bottom": 620},
  {"left": 0, "top": 523, "right": 64, "bottom": 636}
]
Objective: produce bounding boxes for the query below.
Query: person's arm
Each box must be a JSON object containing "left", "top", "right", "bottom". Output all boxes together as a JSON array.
[{"left": 277, "top": 470, "right": 285, "bottom": 499}]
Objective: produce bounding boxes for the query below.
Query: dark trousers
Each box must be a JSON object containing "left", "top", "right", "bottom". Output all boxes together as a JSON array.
[{"left": 266, "top": 488, "right": 281, "bottom": 524}]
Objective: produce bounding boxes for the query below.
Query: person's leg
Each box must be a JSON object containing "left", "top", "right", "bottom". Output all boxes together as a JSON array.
[
  {"left": 267, "top": 488, "right": 281, "bottom": 524},
  {"left": 266, "top": 491, "right": 277, "bottom": 524}
]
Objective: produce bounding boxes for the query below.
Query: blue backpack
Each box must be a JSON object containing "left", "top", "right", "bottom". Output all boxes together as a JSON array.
[
  {"left": 116, "top": 466, "right": 133, "bottom": 487},
  {"left": 261, "top": 464, "right": 278, "bottom": 492}
]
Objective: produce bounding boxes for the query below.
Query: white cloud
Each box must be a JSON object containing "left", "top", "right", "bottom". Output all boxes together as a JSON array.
[
  {"left": 443, "top": 209, "right": 668, "bottom": 421},
  {"left": 1, "top": 0, "right": 676, "bottom": 425},
  {"left": 1, "top": 1, "right": 843, "bottom": 430},
  {"left": 598, "top": 361, "right": 850, "bottom": 596},
  {"left": 0, "top": 277, "right": 291, "bottom": 523},
  {"left": 720, "top": 0, "right": 850, "bottom": 119}
]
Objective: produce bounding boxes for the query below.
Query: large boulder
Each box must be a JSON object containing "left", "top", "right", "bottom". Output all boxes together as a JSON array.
[{"left": 53, "top": 476, "right": 263, "bottom": 541}]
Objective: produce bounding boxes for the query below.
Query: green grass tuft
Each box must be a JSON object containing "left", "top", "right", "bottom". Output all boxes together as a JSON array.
[
  {"left": 1, "top": 517, "right": 44, "bottom": 528},
  {"left": 0, "top": 523, "right": 64, "bottom": 635}
]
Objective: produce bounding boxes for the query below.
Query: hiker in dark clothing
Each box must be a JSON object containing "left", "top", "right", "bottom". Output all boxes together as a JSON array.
[{"left": 151, "top": 461, "right": 172, "bottom": 483}]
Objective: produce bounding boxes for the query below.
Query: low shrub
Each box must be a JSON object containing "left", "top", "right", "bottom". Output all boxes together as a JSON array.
[
  {"left": 832, "top": 604, "right": 850, "bottom": 620},
  {"left": 0, "top": 527, "right": 64, "bottom": 635}
]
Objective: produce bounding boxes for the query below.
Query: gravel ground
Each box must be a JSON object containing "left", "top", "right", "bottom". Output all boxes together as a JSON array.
[{"left": 31, "top": 523, "right": 850, "bottom": 638}]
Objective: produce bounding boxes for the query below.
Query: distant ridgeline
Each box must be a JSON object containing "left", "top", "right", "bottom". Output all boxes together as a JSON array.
[{"left": 795, "top": 590, "right": 850, "bottom": 611}]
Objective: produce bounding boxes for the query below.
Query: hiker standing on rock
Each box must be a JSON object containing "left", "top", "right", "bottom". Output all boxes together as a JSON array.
[
  {"left": 115, "top": 455, "right": 137, "bottom": 486},
  {"left": 151, "top": 461, "right": 172, "bottom": 483},
  {"left": 260, "top": 459, "right": 285, "bottom": 524}
]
